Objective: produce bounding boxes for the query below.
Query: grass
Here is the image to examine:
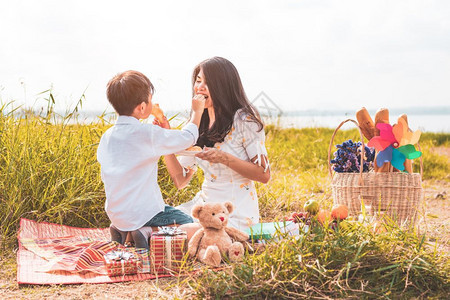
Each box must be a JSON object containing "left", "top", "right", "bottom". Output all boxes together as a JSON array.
[
  {"left": 190, "top": 221, "right": 449, "bottom": 298},
  {"left": 1, "top": 92, "right": 449, "bottom": 298}
]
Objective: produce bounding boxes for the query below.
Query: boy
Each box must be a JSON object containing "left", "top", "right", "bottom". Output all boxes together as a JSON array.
[{"left": 97, "top": 70, "right": 205, "bottom": 249}]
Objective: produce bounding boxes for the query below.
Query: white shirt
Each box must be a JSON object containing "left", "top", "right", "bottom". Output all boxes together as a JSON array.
[
  {"left": 176, "top": 109, "right": 269, "bottom": 230},
  {"left": 97, "top": 115, "right": 198, "bottom": 231}
]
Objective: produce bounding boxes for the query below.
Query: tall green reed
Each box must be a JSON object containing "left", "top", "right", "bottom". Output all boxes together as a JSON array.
[{"left": 0, "top": 92, "right": 107, "bottom": 250}]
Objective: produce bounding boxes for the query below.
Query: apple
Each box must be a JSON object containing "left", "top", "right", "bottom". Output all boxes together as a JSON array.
[{"left": 304, "top": 199, "right": 320, "bottom": 215}]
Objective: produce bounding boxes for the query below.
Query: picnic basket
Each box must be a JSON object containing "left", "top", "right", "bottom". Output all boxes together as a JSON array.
[{"left": 327, "top": 119, "right": 423, "bottom": 226}]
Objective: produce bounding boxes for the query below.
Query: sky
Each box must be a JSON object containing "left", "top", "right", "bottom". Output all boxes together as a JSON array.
[{"left": 1, "top": 0, "right": 449, "bottom": 114}]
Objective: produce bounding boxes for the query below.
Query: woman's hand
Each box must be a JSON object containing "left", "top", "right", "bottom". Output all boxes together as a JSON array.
[
  {"left": 153, "top": 117, "right": 170, "bottom": 129},
  {"left": 190, "top": 94, "right": 206, "bottom": 127},
  {"left": 192, "top": 94, "right": 206, "bottom": 113},
  {"left": 196, "top": 147, "right": 270, "bottom": 184},
  {"left": 195, "top": 147, "right": 230, "bottom": 165}
]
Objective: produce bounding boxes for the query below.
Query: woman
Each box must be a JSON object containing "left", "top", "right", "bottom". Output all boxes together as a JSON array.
[{"left": 164, "top": 57, "right": 270, "bottom": 230}]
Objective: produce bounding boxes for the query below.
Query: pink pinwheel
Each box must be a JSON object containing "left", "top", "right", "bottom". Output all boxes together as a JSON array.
[{"left": 367, "top": 118, "right": 421, "bottom": 172}]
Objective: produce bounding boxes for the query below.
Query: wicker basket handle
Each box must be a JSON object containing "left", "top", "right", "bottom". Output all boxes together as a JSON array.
[{"left": 328, "top": 119, "right": 365, "bottom": 185}]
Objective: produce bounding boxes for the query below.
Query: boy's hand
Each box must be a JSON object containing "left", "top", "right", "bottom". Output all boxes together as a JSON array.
[
  {"left": 153, "top": 117, "right": 170, "bottom": 129},
  {"left": 192, "top": 94, "right": 206, "bottom": 113}
]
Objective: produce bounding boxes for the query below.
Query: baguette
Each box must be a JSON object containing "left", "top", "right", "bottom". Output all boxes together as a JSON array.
[
  {"left": 374, "top": 108, "right": 390, "bottom": 136},
  {"left": 399, "top": 114, "right": 413, "bottom": 173},
  {"left": 356, "top": 107, "right": 376, "bottom": 140},
  {"left": 374, "top": 108, "right": 390, "bottom": 172}
]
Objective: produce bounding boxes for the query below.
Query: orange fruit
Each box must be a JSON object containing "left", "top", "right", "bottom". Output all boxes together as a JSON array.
[
  {"left": 331, "top": 205, "right": 348, "bottom": 221},
  {"left": 317, "top": 210, "right": 331, "bottom": 225}
]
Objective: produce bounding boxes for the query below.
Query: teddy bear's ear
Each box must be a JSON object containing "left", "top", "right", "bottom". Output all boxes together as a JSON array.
[
  {"left": 191, "top": 204, "right": 204, "bottom": 219},
  {"left": 224, "top": 201, "right": 234, "bottom": 214}
]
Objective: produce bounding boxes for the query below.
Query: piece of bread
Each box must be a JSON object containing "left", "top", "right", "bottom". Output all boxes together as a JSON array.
[
  {"left": 399, "top": 114, "right": 413, "bottom": 173},
  {"left": 399, "top": 113, "right": 408, "bottom": 125},
  {"left": 186, "top": 146, "right": 202, "bottom": 152},
  {"left": 151, "top": 103, "right": 165, "bottom": 123},
  {"left": 356, "top": 107, "right": 376, "bottom": 140},
  {"left": 374, "top": 108, "right": 389, "bottom": 136}
]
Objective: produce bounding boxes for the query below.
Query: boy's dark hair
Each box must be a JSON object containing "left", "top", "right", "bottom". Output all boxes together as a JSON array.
[{"left": 106, "top": 70, "right": 154, "bottom": 115}]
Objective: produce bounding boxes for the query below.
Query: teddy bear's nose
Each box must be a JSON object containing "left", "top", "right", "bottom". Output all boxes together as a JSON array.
[{"left": 219, "top": 217, "right": 224, "bottom": 222}]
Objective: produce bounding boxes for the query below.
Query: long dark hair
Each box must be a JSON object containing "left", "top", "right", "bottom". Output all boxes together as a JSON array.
[{"left": 193, "top": 57, "right": 264, "bottom": 147}]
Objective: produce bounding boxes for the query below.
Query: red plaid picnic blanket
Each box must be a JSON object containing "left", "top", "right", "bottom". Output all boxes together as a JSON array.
[
  {"left": 16, "top": 218, "right": 205, "bottom": 285},
  {"left": 20, "top": 235, "right": 119, "bottom": 274}
]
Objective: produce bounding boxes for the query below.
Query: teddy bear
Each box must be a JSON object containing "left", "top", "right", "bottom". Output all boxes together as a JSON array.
[{"left": 188, "top": 201, "right": 249, "bottom": 267}]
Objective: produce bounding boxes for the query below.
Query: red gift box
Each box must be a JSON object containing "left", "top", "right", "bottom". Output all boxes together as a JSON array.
[
  {"left": 104, "top": 248, "right": 150, "bottom": 276},
  {"left": 150, "top": 228, "right": 187, "bottom": 274},
  {"left": 104, "top": 250, "right": 140, "bottom": 276}
]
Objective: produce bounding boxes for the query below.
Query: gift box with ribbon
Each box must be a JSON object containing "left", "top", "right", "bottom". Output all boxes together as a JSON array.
[
  {"left": 150, "top": 226, "right": 187, "bottom": 275},
  {"left": 104, "top": 247, "right": 150, "bottom": 276},
  {"left": 104, "top": 249, "right": 140, "bottom": 276}
]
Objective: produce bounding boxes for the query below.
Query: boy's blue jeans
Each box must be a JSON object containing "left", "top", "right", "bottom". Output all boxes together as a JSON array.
[{"left": 144, "top": 205, "right": 193, "bottom": 227}]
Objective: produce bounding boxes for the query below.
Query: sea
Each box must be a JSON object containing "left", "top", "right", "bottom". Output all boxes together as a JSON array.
[
  {"left": 264, "top": 113, "right": 450, "bottom": 133},
  {"left": 17, "top": 107, "right": 450, "bottom": 133},
  {"left": 163, "top": 108, "right": 450, "bottom": 133}
]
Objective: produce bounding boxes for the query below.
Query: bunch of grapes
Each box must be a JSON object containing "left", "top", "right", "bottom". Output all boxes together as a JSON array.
[
  {"left": 331, "top": 139, "right": 375, "bottom": 173},
  {"left": 287, "top": 212, "right": 311, "bottom": 225}
]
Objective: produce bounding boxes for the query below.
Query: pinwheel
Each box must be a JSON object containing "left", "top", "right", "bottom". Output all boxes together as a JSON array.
[{"left": 367, "top": 118, "right": 421, "bottom": 172}]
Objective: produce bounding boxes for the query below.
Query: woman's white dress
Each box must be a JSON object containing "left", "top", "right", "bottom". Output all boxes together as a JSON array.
[{"left": 176, "top": 109, "right": 270, "bottom": 231}]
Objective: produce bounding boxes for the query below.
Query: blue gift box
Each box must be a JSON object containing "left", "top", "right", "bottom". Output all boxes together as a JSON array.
[{"left": 245, "top": 221, "right": 305, "bottom": 241}]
